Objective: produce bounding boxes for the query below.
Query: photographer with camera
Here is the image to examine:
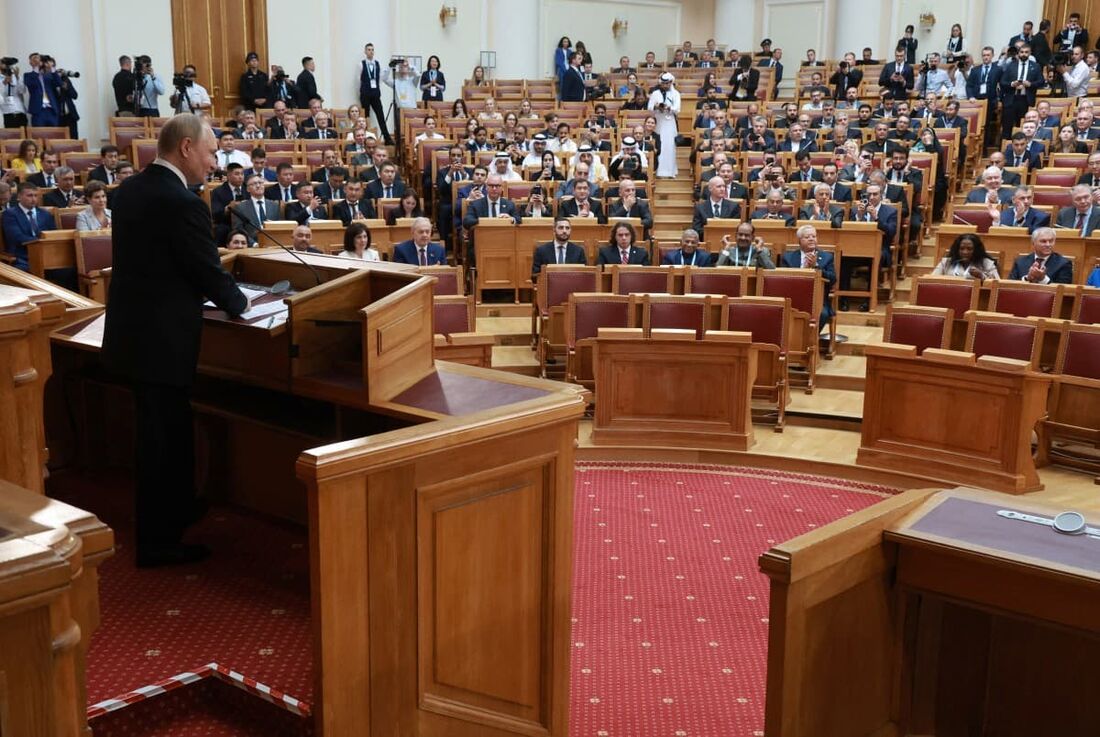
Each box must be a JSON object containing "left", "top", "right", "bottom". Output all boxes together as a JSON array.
[
  {"left": 917, "top": 53, "right": 952, "bottom": 95},
  {"left": 829, "top": 53, "right": 863, "bottom": 100},
  {"left": 23, "top": 53, "right": 61, "bottom": 126},
  {"left": 0, "top": 57, "right": 27, "bottom": 128},
  {"left": 132, "top": 55, "right": 165, "bottom": 117},
  {"left": 170, "top": 65, "right": 210, "bottom": 114},
  {"left": 268, "top": 65, "right": 297, "bottom": 107},
  {"left": 1055, "top": 13, "right": 1089, "bottom": 55},
  {"left": 45, "top": 56, "right": 81, "bottom": 138},
  {"left": 1057, "top": 46, "right": 1090, "bottom": 98}
]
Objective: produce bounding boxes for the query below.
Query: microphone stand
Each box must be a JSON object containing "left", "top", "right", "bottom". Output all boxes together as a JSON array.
[{"left": 231, "top": 206, "right": 324, "bottom": 285}]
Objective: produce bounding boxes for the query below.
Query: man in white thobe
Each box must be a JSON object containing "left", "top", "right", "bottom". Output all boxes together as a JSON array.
[{"left": 647, "top": 72, "right": 681, "bottom": 178}]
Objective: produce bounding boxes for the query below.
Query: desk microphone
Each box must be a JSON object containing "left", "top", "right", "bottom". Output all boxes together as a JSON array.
[{"left": 231, "top": 207, "right": 324, "bottom": 286}]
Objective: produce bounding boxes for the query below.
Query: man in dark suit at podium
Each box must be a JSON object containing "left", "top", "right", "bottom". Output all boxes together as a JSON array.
[
  {"left": 392, "top": 217, "right": 447, "bottom": 265},
  {"left": 102, "top": 114, "right": 249, "bottom": 567},
  {"left": 531, "top": 217, "right": 587, "bottom": 276}
]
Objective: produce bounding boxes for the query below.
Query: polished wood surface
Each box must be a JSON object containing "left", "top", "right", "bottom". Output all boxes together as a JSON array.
[
  {"left": 27, "top": 230, "right": 77, "bottom": 277},
  {"left": 0, "top": 478, "right": 113, "bottom": 737},
  {"left": 296, "top": 379, "right": 584, "bottom": 737},
  {"left": 591, "top": 330, "right": 758, "bottom": 451},
  {"left": 858, "top": 344, "right": 1052, "bottom": 494}
]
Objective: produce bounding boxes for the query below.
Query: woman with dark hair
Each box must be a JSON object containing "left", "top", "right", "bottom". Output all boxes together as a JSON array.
[
  {"left": 1053, "top": 124, "right": 1090, "bottom": 154},
  {"left": 945, "top": 24, "right": 965, "bottom": 62},
  {"left": 76, "top": 180, "right": 112, "bottom": 231},
  {"left": 530, "top": 150, "right": 565, "bottom": 181},
  {"left": 623, "top": 87, "right": 649, "bottom": 110},
  {"left": 340, "top": 221, "right": 380, "bottom": 261},
  {"left": 11, "top": 139, "right": 42, "bottom": 174},
  {"left": 728, "top": 55, "right": 759, "bottom": 101},
  {"left": 554, "top": 36, "right": 572, "bottom": 95},
  {"left": 420, "top": 55, "right": 446, "bottom": 102},
  {"left": 451, "top": 98, "right": 468, "bottom": 119},
  {"left": 574, "top": 41, "right": 592, "bottom": 66},
  {"left": 386, "top": 190, "right": 424, "bottom": 224},
  {"left": 933, "top": 233, "right": 999, "bottom": 279},
  {"left": 697, "top": 72, "right": 722, "bottom": 97},
  {"left": 898, "top": 24, "right": 918, "bottom": 65},
  {"left": 225, "top": 229, "right": 250, "bottom": 250},
  {"left": 640, "top": 115, "right": 662, "bottom": 160}
]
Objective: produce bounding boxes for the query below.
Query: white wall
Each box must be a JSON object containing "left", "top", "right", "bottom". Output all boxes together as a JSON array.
[{"left": 541, "top": 0, "right": 682, "bottom": 78}]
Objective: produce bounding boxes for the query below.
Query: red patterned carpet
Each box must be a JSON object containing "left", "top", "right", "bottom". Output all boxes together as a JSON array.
[{"left": 49, "top": 463, "right": 897, "bottom": 736}]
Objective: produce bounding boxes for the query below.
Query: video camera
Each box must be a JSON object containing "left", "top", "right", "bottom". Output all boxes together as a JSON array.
[
  {"left": 39, "top": 55, "right": 80, "bottom": 77},
  {"left": 172, "top": 72, "right": 193, "bottom": 89},
  {"left": 133, "top": 55, "right": 152, "bottom": 77},
  {"left": 388, "top": 56, "right": 404, "bottom": 69},
  {"left": 1052, "top": 52, "right": 1071, "bottom": 69},
  {"left": 272, "top": 66, "right": 289, "bottom": 82},
  {"left": 0, "top": 57, "right": 18, "bottom": 76}
]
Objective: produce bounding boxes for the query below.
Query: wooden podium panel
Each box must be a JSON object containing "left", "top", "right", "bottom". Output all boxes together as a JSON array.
[
  {"left": 473, "top": 220, "right": 519, "bottom": 300},
  {"left": 26, "top": 229, "right": 78, "bottom": 277},
  {"left": 834, "top": 222, "right": 883, "bottom": 311},
  {"left": 857, "top": 344, "right": 1052, "bottom": 493},
  {"left": 296, "top": 382, "right": 583, "bottom": 737},
  {"left": 515, "top": 219, "right": 554, "bottom": 290},
  {"left": 591, "top": 331, "right": 758, "bottom": 450},
  {"left": 264, "top": 219, "right": 346, "bottom": 252}
]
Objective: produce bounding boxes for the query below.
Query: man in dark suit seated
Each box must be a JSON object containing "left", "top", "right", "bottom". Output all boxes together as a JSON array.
[
  {"left": 790, "top": 151, "right": 824, "bottom": 184},
  {"left": 781, "top": 224, "right": 836, "bottom": 329},
  {"left": 799, "top": 184, "right": 844, "bottom": 228},
  {"left": 364, "top": 160, "right": 407, "bottom": 201},
  {"left": 42, "top": 166, "right": 85, "bottom": 208},
  {"left": 661, "top": 228, "right": 712, "bottom": 266},
  {"left": 863, "top": 123, "right": 902, "bottom": 156},
  {"left": 265, "top": 163, "right": 299, "bottom": 204},
  {"left": 284, "top": 182, "right": 328, "bottom": 224},
  {"left": 392, "top": 217, "right": 447, "bottom": 265},
  {"left": 751, "top": 190, "right": 795, "bottom": 226},
  {"left": 230, "top": 174, "right": 280, "bottom": 242},
  {"left": 244, "top": 148, "right": 277, "bottom": 183},
  {"left": 820, "top": 163, "right": 852, "bottom": 202},
  {"left": 101, "top": 113, "right": 249, "bottom": 567},
  {"left": 966, "top": 166, "right": 1014, "bottom": 205},
  {"left": 608, "top": 178, "right": 653, "bottom": 236},
  {"left": 1, "top": 181, "right": 56, "bottom": 271},
  {"left": 462, "top": 173, "right": 521, "bottom": 264},
  {"left": 692, "top": 176, "right": 742, "bottom": 235},
  {"left": 558, "top": 178, "right": 606, "bottom": 223},
  {"left": 331, "top": 180, "right": 377, "bottom": 225},
  {"left": 1055, "top": 184, "right": 1100, "bottom": 236},
  {"left": 841, "top": 183, "right": 897, "bottom": 311},
  {"left": 981, "top": 152, "right": 1021, "bottom": 186},
  {"left": 310, "top": 149, "right": 342, "bottom": 183},
  {"left": 742, "top": 116, "right": 777, "bottom": 151},
  {"left": 717, "top": 162, "right": 750, "bottom": 202},
  {"left": 87, "top": 144, "right": 121, "bottom": 185},
  {"left": 1078, "top": 152, "right": 1100, "bottom": 188},
  {"left": 210, "top": 164, "right": 246, "bottom": 243},
  {"left": 531, "top": 217, "right": 587, "bottom": 276},
  {"left": 1008, "top": 226, "right": 1073, "bottom": 283},
  {"left": 995, "top": 186, "right": 1050, "bottom": 232},
  {"left": 597, "top": 221, "right": 650, "bottom": 266},
  {"left": 314, "top": 166, "right": 348, "bottom": 202},
  {"left": 1003, "top": 132, "right": 1042, "bottom": 171},
  {"left": 25, "top": 152, "right": 59, "bottom": 189}
]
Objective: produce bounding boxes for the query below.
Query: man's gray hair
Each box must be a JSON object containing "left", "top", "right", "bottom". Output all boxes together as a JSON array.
[
  {"left": 681, "top": 228, "right": 699, "bottom": 240},
  {"left": 157, "top": 113, "right": 210, "bottom": 156},
  {"left": 54, "top": 166, "right": 74, "bottom": 178},
  {"left": 1031, "top": 226, "right": 1056, "bottom": 243},
  {"left": 796, "top": 224, "right": 818, "bottom": 240},
  {"left": 411, "top": 216, "right": 432, "bottom": 231}
]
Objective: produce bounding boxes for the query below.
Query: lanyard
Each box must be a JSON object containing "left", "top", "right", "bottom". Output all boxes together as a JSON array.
[{"left": 730, "top": 245, "right": 752, "bottom": 266}]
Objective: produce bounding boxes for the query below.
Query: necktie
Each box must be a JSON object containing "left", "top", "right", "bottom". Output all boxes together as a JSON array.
[
  {"left": 255, "top": 201, "right": 266, "bottom": 224},
  {"left": 418, "top": 247, "right": 427, "bottom": 266},
  {"left": 981, "top": 65, "right": 989, "bottom": 84},
  {"left": 284, "top": 187, "right": 291, "bottom": 202},
  {"left": 713, "top": 202, "right": 720, "bottom": 217},
  {"left": 620, "top": 249, "right": 629, "bottom": 264},
  {"left": 46, "top": 175, "right": 53, "bottom": 187},
  {"left": 25, "top": 209, "right": 36, "bottom": 237},
  {"left": 490, "top": 201, "right": 497, "bottom": 218},
  {"left": 1076, "top": 212, "right": 1086, "bottom": 232},
  {"left": 557, "top": 245, "right": 564, "bottom": 264},
  {"left": 1018, "top": 62, "right": 1027, "bottom": 83},
  {"left": 385, "top": 186, "right": 392, "bottom": 198},
  {"left": 1015, "top": 154, "right": 1022, "bottom": 166}
]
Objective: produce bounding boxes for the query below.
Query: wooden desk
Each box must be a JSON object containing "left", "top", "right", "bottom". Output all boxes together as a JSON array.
[
  {"left": 857, "top": 344, "right": 1051, "bottom": 494},
  {"left": 26, "top": 229, "right": 78, "bottom": 277},
  {"left": 761, "top": 486, "right": 1100, "bottom": 737},
  {"left": 591, "top": 330, "right": 757, "bottom": 451},
  {"left": 0, "top": 478, "right": 113, "bottom": 737},
  {"left": 264, "top": 219, "right": 346, "bottom": 253}
]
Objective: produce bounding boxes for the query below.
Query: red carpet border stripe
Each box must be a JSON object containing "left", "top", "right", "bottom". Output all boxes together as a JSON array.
[{"left": 87, "top": 663, "right": 312, "bottom": 721}]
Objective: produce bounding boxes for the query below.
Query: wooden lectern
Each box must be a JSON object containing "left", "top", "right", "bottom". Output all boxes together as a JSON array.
[{"left": 858, "top": 344, "right": 1051, "bottom": 493}]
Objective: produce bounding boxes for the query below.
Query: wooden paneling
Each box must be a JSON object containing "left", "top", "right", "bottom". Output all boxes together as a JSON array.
[{"left": 171, "top": 0, "right": 268, "bottom": 117}]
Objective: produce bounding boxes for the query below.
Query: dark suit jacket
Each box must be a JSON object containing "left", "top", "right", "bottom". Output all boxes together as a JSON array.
[
  {"left": 1, "top": 206, "right": 56, "bottom": 270},
  {"left": 966, "top": 63, "right": 1002, "bottom": 100},
  {"left": 558, "top": 197, "right": 606, "bottom": 223},
  {"left": 756, "top": 58, "right": 783, "bottom": 86},
  {"left": 829, "top": 68, "right": 863, "bottom": 99},
  {"left": 331, "top": 199, "right": 377, "bottom": 226},
  {"left": 392, "top": 239, "right": 446, "bottom": 265},
  {"left": 230, "top": 199, "right": 281, "bottom": 241},
  {"left": 1008, "top": 252, "right": 1073, "bottom": 283},
  {"left": 597, "top": 244, "right": 650, "bottom": 266},
  {"left": 750, "top": 210, "right": 796, "bottom": 227},
  {"left": 778, "top": 137, "right": 817, "bottom": 154},
  {"left": 313, "top": 182, "right": 345, "bottom": 202},
  {"left": 87, "top": 165, "right": 114, "bottom": 184},
  {"left": 364, "top": 179, "right": 408, "bottom": 201},
  {"left": 266, "top": 121, "right": 288, "bottom": 139},
  {"left": 42, "top": 188, "right": 83, "bottom": 209},
  {"left": 780, "top": 249, "right": 836, "bottom": 321},
  {"left": 999, "top": 59, "right": 1045, "bottom": 105},
  {"left": 1054, "top": 28, "right": 1089, "bottom": 53},
  {"left": 26, "top": 172, "right": 56, "bottom": 188},
  {"left": 790, "top": 168, "right": 824, "bottom": 184},
  {"left": 608, "top": 200, "right": 654, "bottom": 230},
  {"left": 284, "top": 200, "right": 328, "bottom": 224},
  {"left": 296, "top": 69, "right": 318, "bottom": 108},
  {"left": 965, "top": 187, "right": 1014, "bottom": 205},
  {"left": 419, "top": 69, "right": 447, "bottom": 101},
  {"left": 798, "top": 204, "right": 845, "bottom": 228},
  {"left": 531, "top": 241, "right": 587, "bottom": 275},
  {"left": 823, "top": 182, "right": 852, "bottom": 202},
  {"left": 661, "top": 248, "right": 713, "bottom": 266},
  {"left": 1003, "top": 149, "right": 1042, "bottom": 170},
  {"left": 462, "top": 197, "right": 522, "bottom": 228},
  {"left": 560, "top": 66, "right": 587, "bottom": 102},
  {"left": 304, "top": 128, "right": 339, "bottom": 140},
  {"left": 692, "top": 199, "right": 742, "bottom": 234},
  {"left": 265, "top": 182, "right": 299, "bottom": 202},
  {"left": 999, "top": 207, "right": 1050, "bottom": 232},
  {"left": 742, "top": 130, "right": 777, "bottom": 151},
  {"left": 360, "top": 59, "right": 383, "bottom": 99},
  {"left": 726, "top": 67, "right": 759, "bottom": 100},
  {"left": 849, "top": 204, "right": 898, "bottom": 260},
  {"left": 879, "top": 62, "right": 915, "bottom": 100},
  {"left": 934, "top": 115, "right": 969, "bottom": 138},
  {"left": 102, "top": 164, "right": 247, "bottom": 387},
  {"left": 1055, "top": 206, "right": 1100, "bottom": 236}
]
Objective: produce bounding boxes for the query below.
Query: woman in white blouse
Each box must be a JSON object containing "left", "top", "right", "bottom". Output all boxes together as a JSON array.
[
  {"left": 75, "top": 181, "right": 112, "bottom": 231},
  {"left": 932, "top": 233, "right": 999, "bottom": 280},
  {"left": 338, "top": 222, "right": 380, "bottom": 261}
]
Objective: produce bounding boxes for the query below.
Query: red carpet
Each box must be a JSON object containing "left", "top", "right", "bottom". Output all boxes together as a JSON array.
[{"left": 49, "top": 463, "right": 897, "bottom": 736}]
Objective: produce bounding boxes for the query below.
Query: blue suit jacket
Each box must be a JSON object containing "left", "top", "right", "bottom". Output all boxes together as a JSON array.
[
  {"left": 849, "top": 204, "right": 898, "bottom": 265},
  {"left": 24, "top": 71, "right": 61, "bottom": 119},
  {"left": 560, "top": 66, "right": 587, "bottom": 102},
  {"left": 2, "top": 206, "right": 56, "bottom": 271},
  {"left": 998, "top": 207, "right": 1050, "bottom": 233},
  {"left": 462, "top": 196, "right": 522, "bottom": 228},
  {"left": 661, "top": 249, "right": 713, "bottom": 266},
  {"left": 781, "top": 249, "right": 836, "bottom": 323},
  {"left": 966, "top": 63, "right": 1002, "bottom": 100},
  {"left": 1008, "top": 252, "right": 1073, "bottom": 284},
  {"left": 392, "top": 239, "right": 446, "bottom": 266}
]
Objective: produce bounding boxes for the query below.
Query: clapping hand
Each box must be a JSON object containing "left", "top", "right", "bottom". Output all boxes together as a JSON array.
[{"left": 1027, "top": 260, "right": 1046, "bottom": 283}]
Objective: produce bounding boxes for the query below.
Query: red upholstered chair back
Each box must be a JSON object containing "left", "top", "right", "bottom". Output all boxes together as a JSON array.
[
  {"left": 990, "top": 282, "right": 1059, "bottom": 318},
  {"left": 1032, "top": 187, "right": 1073, "bottom": 209},
  {"left": 433, "top": 296, "right": 472, "bottom": 335},
  {"left": 543, "top": 268, "right": 599, "bottom": 313},
  {"left": 419, "top": 266, "right": 463, "bottom": 296},
  {"left": 569, "top": 295, "right": 632, "bottom": 346},
  {"left": 112, "top": 128, "right": 145, "bottom": 156},
  {"left": 303, "top": 151, "right": 323, "bottom": 167},
  {"left": 913, "top": 276, "right": 977, "bottom": 316},
  {"left": 1060, "top": 327, "right": 1100, "bottom": 380},
  {"left": 687, "top": 269, "right": 744, "bottom": 297},
  {"left": 1, "top": 140, "right": 23, "bottom": 154},
  {"left": 131, "top": 139, "right": 158, "bottom": 169},
  {"left": 950, "top": 207, "right": 995, "bottom": 232},
  {"left": 884, "top": 306, "right": 953, "bottom": 355},
  {"left": 644, "top": 295, "right": 709, "bottom": 338},
  {"left": 0, "top": 128, "right": 24, "bottom": 141},
  {"left": 615, "top": 271, "right": 671, "bottom": 295},
  {"left": 1048, "top": 153, "right": 1088, "bottom": 171},
  {"left": 725, "top": 297, "right": 787, "bottom": 348},
  {"left": 62, "top": 152, "right": 101, "bottom": 176},
  {"left": 263, "top": 141, "right": 296, "bottom": 154},
  {"left": 28, "top": 126, "right": 69, "bottom": 140},
  {"left": 1032, "top": 169, "right": 1079, "bottom": 188},
  {"left": 1074, "top": 287, "right": 1100, "bottom": 325},
  {"left": 760, "top": 271, "right": 814, "bottom": 315},
  {"left": 57, "top": 209, "right": 80, "bottom": 230},
  {"left": 76, "top": 232, "right": 113, "bottom": 274},
  {"left": 45, "top": 139, "right": 86, "bottom": 155},
  {"left": 968, "top": 318, "right": 1039, "bottom": 364}
]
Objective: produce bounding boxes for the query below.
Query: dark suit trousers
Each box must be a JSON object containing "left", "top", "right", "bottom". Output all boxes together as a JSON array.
[
  {"left": 133, "top": 382, "right": 197, "bottom": 550},
  {"left": 1003, "top": 92, "right": 1029, "bottom": 141},
  {"left": 360, "top": 92, "right": 391, "bottom": 141}
]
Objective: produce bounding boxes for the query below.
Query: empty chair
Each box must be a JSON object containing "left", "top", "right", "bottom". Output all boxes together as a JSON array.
[
  {"left": 685, "top": 267, "right": 749, "bottom": 297},
  {"left": 964, "top": 311, "right": 1044, "bottom": 369},
  {"left": 988, "top": 280, "right": 1062, "bottom": 318},
  {"left": 725, "top": 296, "right": 790, "bottom": 430},
  {"left": 566, "top": 293, "right": 634, "bottom": 390},
  {"left": 536, "top": 265, "right": 600, "bottom": 377},
  {"left": 75, "top": 229, "right": 113, "bottom": 302},
  {"left": 55, "top": 207, "right": 83, "bottom": 230},
  {"left": 610, "top": 265, "right": 674, "bottom": 295},
  {"left": 1073, "top": 285, "right": 1100, "bottom": 324},
  {"left": 1038, "top": 323, "right": 1100, "bottom": 469},
  {"left": 641, "top": 294, "right": 715, "bottom": 339},
  {"left": 432, "top": 294, "right": 493, "bottom": 367},
  {"left": 433, "top": 294, "right": 474, "bottom": 335},
  {"left": 757, "top": 268, "right": 823, "bottom": 392},
  {"left": 418, "top": 265, "right": 465, "bottom": 296},
  {"left": 883, "top": 305, "right": 953, "bottom": 354}
]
